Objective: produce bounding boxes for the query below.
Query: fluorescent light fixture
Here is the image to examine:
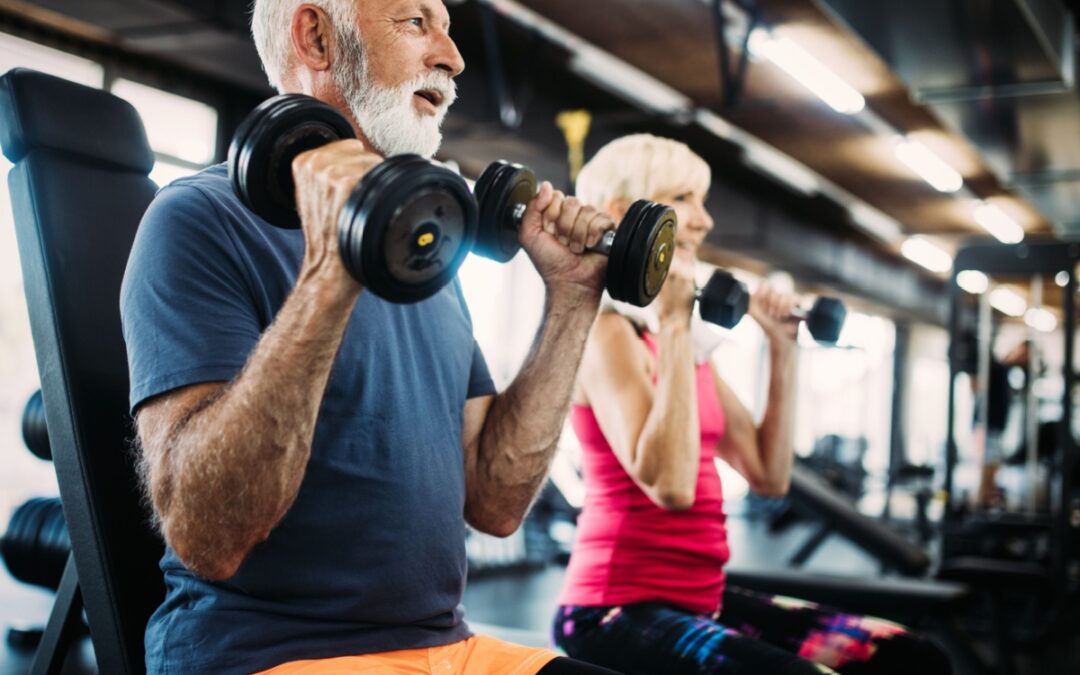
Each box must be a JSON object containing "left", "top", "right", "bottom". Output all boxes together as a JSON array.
[
  {"left": 989, "top": 288, "right": 1027, "bottom": 317},
  {"left": 894, "top": 138, "right": 963, "bottom": 193},
  {"left": 1025, "top": 308, "right": 1057, "bottom": 332},
  {"left": 747, "top": 29, "right": 865, "bottom": 114},
  {"left": 695, "top": 109, "right": 735, "bottom": 140},
  {"left": 1056, "top": 271, "right": 1070, "bottom": 287},
  {"left": 973, "top": 201, "right": 1024, "bottom": 244},
  {"left": 902, "top": 237, "right": 952, "bottom": 273},
  {"left": 956, "top": 270, "right": 989, "bottom": 294},
  {"left": 743, "top": 144, "right": 819, "bottom": 195},
  {"left": 848, "top": 203, "right": 903, "bottom": 242}
]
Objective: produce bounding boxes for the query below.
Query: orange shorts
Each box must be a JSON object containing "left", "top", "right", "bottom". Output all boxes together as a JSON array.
[{"left": 256, "top": 635, "right": 559, "bottom": 674}]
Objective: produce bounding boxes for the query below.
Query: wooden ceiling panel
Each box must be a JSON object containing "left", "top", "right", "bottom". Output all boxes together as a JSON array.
[{"left": 519, "top": 0, "right": 1054, "bottom": 239}]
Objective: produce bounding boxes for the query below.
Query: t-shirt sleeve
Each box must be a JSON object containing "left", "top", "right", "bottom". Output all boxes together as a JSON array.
[
  {"left": 121, "top": 184, "right": 263, "bottom": 413},
  {"left": 467, "top": 339, "right": 496, "bottom": 398},
  {"left": 449, "top": 277, "right": 495, "bottom": 398}
]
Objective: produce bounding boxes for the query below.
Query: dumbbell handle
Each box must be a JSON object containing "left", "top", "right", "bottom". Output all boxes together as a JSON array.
[{"left": 509, "top": 203, "right": 617, "bottom": 255}]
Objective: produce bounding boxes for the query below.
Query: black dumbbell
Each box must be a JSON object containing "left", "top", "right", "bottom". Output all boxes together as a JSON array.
[
  {"left": 472, "top": 161, "right": 678, "bottom": 307},
  {"left": 228, "top": 94, "right": 477, "bottom": 304},
  {"left": 697, "top": 270, "right": 847, "bottom": 343}
]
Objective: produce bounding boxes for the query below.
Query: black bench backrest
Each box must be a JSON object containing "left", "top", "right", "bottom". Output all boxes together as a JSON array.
[{"left": 0, "top": 67, "right": 165, "bottom": 674}]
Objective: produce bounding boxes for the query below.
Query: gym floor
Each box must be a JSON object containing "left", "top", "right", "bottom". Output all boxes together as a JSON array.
[{"left": 3, "top": 514, "right": 1077, "bottom": 675}]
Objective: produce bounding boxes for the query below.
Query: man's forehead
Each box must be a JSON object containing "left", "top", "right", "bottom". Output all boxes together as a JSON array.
[{"left": 360, "top": 0, "right": 452, "bottom": 23}]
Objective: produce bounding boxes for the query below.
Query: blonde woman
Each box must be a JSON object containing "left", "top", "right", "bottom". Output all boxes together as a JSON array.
[{"left": 552, "top": 135, "right": 951, "bottom": 675}]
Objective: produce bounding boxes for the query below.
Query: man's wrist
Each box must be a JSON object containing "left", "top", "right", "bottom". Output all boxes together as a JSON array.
[
  {"left": 295, "top": 264, "right": 363, "bottom": 311},
  {"left": 544, "top": 281, "right": 602, "bottom": 313}
]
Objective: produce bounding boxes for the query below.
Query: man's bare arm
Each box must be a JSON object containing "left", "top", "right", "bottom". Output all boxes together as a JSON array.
[
  {"left": 137, "top": 279, "right": 359, "bottom": 580},
  {"left": 462, "top": 288, "right": 597, "bottom": 536},
  {"left": 134, "top": 140, "right": 375, "bottom": 580}
]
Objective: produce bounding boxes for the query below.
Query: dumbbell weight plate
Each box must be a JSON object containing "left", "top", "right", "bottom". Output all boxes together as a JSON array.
[
  {"left": 474, "top": 161, "right": 535, "bottom": 262},
  {"left": 699, "top": 270, "right": 749, "bottom": 328},
  {"left": 807, "top": 296, "right": 847, "bottom": 344},
  {"left": 339, "top": 155, "right": 478, "bottom": 303},
  {"left": 228, "top": 94, "right": 355, "bottom": 229},
  {"left": 607, "top": 200, "right": 677, "bottom": 307}
]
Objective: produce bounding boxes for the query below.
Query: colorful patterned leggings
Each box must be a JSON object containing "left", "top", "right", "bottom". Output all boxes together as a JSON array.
[{"left": 553, "top": 587, "right": 952, "bottom": 675}]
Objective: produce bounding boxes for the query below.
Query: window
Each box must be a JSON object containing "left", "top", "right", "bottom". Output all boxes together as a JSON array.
[{"left": 110, "top": 78, "right": 218, "bottom": 185}]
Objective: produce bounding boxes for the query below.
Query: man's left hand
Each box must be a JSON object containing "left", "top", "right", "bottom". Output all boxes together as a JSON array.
[{"left": 517, "top": 181, "right": 609, "bottom": 302}]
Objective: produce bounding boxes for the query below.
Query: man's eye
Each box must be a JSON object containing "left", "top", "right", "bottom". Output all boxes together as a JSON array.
[
  {"left": 672, "top": 193, "right": 690, "bottom": 202},
  {"left": 409, "top": 17, "right": 423, "bottom": 28}
]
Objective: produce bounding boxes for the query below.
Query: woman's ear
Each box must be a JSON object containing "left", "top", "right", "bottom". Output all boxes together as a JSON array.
[{"left": 605, "top": 197, "right": 632, "bottom": 224}]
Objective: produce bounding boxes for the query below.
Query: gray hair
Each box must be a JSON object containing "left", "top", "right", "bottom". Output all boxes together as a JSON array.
[
  {"left": 251, "top": 0, "right": 358, "bottom": 92},
  {"left": 577, "top": 134, "right": 711, "bottom": 211}
]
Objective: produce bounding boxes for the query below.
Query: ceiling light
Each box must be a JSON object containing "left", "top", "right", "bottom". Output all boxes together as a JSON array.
[
  {"left": 747, "top": 29, "right": 865, "bottom": 115},
  {"left": 901, "top": 237, "right": 952, "bottom": 273},
  {"left": 1024, "top": 308, "right": 1057, "bottom": 332},
  {"left": 989, "top": 288, "right": 1027, "bottom": 317},
  {"left": 1056, "top": 271, "right": 1070, "bottom": 287},
  {"left": 957, "top": 270, "right": 989, "bottom": 294},
  {"left": 894, "top": 138, "right": 963, "bottom": 193},
  {"left": 973, "top": 201, "right": 1024, "bottom": 244}
]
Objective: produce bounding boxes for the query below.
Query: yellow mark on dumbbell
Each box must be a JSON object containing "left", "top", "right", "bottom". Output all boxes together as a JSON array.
[
  {"left": 659, "top": 250, "right": 666, "bottom": 264},
  {"left": 417, "top": 232, "right": 435, "bottom": 247}
]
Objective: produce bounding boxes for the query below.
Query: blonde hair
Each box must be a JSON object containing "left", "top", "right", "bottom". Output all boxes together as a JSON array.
[
  {"left": 576, "top": 134, "right": 711, "bottom": 209},
  {"left": 251, "top": 0, "right": 358, "bottom": 92}
]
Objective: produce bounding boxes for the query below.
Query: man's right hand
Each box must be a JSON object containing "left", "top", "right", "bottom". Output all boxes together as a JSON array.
[
  {"left": 291, "top": 139, "right": 381, "bottom": 297},
  {"left": 653, "top": 247, "right": 697, "bottom": 327}
]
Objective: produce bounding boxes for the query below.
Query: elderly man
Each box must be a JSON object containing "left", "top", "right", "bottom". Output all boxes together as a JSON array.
[{"left": 120, "top": 1, "right": 620, "bottom": 673}]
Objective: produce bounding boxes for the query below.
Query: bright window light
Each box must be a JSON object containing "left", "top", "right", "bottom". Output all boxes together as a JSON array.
[
  {"left": 956, "top": 270, "right": 989, "bottom": 294},
  {"left": 111, "top": 79, "right": 217, "bottom": 165},
  {"left": 1024, "top": 308, "right": 1057, "bottom": 333},
  {"left": 149, "top": 160, "right": 195, "bottom": 188},
  {"left": 0, "top": 32, "right": 102, "bottom": 87},
  {"left": 989, "top": 288, "right": 1027, "bottom": 317},
  {"left": 973, "top": 201, "right": 1024, "bottom": 244},
  {"left": 901, "top": 237, "right": 952, "bottom": 273},
  {"left": 894, "top": 138, "right": 963, "bottom": 193},
  {"left": 748, "top": 29, "right": 865, "bottom": 114},
  {"left": 1056, "top": 271, "right": 1070, "bottom": 287}
]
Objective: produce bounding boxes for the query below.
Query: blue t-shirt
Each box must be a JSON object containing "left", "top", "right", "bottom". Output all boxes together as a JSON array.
[{"left": 120, "top": 164, "right": 495, "bottom": 675}]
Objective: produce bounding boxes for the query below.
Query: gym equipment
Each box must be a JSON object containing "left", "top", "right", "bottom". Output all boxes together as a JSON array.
[
  {"left": 22, "top": 389, "right": 50, "bottom": 461},
  {"left": 472, "top": 160, "right": 677, "bottom": 307},
  {"left": 1, "top": 497, "right": 70, "bottom": 591},
  {"left": 1, "top": 67, "right": 167, "bottom": 673},
  {"left": 228, "top": 94, "right": 477, "bottom": 304},
  {"left": 697, "top": 270, "right": 847, "bottom": 343}
]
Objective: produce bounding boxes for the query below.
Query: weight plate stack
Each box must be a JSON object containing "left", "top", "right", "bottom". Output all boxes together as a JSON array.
[
  {"left": 228, "top": 94, "right": 355, "bottom": 228},
  {"left": 474, "top": 161, "right": 536, "bottom": 263},
  {"left": 339, "top": 155, "right": 478, "bottom": 303}
]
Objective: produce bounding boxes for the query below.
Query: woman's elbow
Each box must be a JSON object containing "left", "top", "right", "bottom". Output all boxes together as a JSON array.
[{"left": 654, "top": 487, "right": 696, "bottom": 511}]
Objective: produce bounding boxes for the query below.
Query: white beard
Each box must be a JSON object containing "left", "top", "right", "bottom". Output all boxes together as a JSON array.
[{"left": 332, "top": 26, "right": 456, "bottom": 158}]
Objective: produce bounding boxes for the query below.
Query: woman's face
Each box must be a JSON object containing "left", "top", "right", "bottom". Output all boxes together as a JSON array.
[{"left": 652, "top": 187, "right": 714, "bottom": 257}]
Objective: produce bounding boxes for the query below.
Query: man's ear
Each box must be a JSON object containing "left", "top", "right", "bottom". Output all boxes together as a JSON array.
[{"left": 290, "top": 4, "right": 334, "bottom": 75}]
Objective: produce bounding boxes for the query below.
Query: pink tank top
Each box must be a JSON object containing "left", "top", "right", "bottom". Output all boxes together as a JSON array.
[{"left": 558, "top": 331, "right": 730, "bottom": 615}]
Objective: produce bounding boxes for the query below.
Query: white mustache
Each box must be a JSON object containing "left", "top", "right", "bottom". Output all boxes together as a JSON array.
[{"left": 409, "top": 71, "right": 457, "bottom": 110}]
